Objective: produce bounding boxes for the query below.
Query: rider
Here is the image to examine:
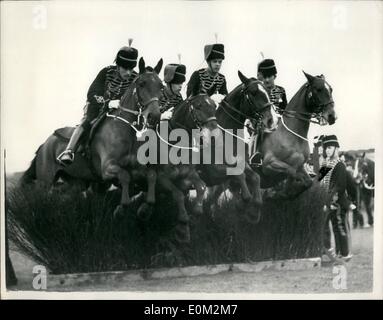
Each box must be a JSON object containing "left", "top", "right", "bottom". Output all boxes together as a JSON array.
[
  {"left": 320, "top": 135, "right": 353, "bottom": 262},
  {"left": 160, "top": 63, "right": 186, "bottom": 121},
  {"left": 57, "top": 43, "right": 139, "bottom": 166},
  {"left": 186, "top": 43, "right": 228, "bottom": 104},
  {"left": 248, "top": 58, "right": 287, "bottom": 165},
  {"left": 257, "top": 58, "right": 287, "bottom": 114}
]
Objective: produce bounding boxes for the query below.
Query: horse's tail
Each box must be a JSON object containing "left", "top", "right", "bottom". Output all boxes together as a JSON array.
[{"left": 20, "top": 154, "right": 37, "bottom": 185}]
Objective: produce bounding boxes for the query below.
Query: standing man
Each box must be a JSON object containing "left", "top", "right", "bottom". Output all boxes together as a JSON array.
[
  {"left": 187, "top": 43, "right": 228, "bottom": 105},
  {"left": 57, "top": 43, "right": 139, "bottom": 165},
  {"left": 160, "top": 63, "right": 186, "bottom": 120},
  {"left": 320, "top": 135, "right": 353, "bottom": 262}
]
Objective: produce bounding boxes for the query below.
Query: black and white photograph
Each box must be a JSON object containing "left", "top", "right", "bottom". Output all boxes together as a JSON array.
[{"left": 1, "top": 0, "right": 382, "bottom": 301}]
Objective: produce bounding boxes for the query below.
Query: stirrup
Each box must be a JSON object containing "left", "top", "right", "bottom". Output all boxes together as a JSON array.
[
  {"left": 250, "top": 152, "right": 263, "bottom": 166},
  {"left": 57, "top": 150, "right": 74, "bottom": 166}
]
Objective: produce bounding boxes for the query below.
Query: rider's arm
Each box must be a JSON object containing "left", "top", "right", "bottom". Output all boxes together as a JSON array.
[
  {"left": 278, "top": 86, "right": 288, "bottom": 110},
  {"left": 186, "top": 71, "right": 200, "bottom": 97},
  {"left": 280, "top": 90, "right": 288, "bottom": 110},
  {"left": 219, "top": 77, "right": 228, "bottom": 95},
  {"left": 87, "top": 67, "right": 108, "bottom": 105}
]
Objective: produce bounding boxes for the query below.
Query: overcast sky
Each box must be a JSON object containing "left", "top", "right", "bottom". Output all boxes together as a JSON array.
[{"left": 1, "top": 1, "right": 382, "bottom": 173}]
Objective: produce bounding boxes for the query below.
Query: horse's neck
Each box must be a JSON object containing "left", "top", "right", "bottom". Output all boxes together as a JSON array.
[
  {"left": 282, "top": 84, "right": 310, "bottom": 138},
  {"left": 216, "top": 85, "right": 244, "bottom": 131},
  {"left": 170, "top": 101, "right": 191, "bottom": 131},
  {"left": 120, "top": 86, "right": 139, "bottom": 120}
]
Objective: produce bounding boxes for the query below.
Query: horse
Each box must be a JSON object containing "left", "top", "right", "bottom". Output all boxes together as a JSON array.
[
  {"left": 197, "top": 71, "right": 279, "bottom": 221},
  {"left": 258, "top": 72, "right": 337, "bottom": 198},
  {"left": 21, "top": 58, "right": 165, "bottom": 212},
  {"left": 128, "top": 93, "right": 219, "bottom": 242}
]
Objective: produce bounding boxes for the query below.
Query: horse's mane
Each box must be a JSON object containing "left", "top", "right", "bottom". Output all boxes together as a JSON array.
[{"left": 286, "top": 82, "right": 307, "bottom": 109}]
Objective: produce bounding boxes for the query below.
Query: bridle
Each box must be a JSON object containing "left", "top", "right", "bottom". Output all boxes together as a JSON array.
[
  {"left": 279, "top": 81, "right": 334, "bottom": 125},
  {"left": 218, "top": 80, "right": 273, "bottom": 134},
  {"left": 157, "top": 94, "right": 217, "bottom": 152},
  {"left": 279, "top": 79, "right": 335, "bottom": 142},
  {"left": 106, "top": 71, "right": 161, "bottom": 134},
  {"left": 187, "top": 95, "right": 217, "bottom": 130}
]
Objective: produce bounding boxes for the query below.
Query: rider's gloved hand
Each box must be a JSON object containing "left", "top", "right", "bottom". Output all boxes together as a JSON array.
[
  {"left": 160, "top": 108, "right": 174, "bottom": 121},
  {"left": 108, "top": 100, "right": 120, "bottom": 109},
  {"left": 350, "top": 203, "right": 357, "bottom": 210},
  {"left": 210, "top": 94, "right": 225, "bottom": 107}
]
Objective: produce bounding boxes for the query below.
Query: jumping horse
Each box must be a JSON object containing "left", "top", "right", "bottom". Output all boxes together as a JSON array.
[
  {"left": 258, "top": 72, "right": 337, "bottom": 198},
  {"left": 197, "top": 71, "right": 279, "bottom": 221},
  {"left": 21, "top": 58, "right": 164, "bottom": 211}
]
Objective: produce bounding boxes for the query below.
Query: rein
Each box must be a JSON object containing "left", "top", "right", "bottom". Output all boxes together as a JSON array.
[
  {"left": 105, "top": 71, "right": 160, "bottom": 136},
  {"left": 277, "top": 82, "right": 334, "bottom": 142},
  {"left": 156, "top": 95, "right": 216, "bottom": 152}
]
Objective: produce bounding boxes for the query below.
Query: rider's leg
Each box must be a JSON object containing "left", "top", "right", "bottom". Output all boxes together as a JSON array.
[{"left": 57, "top": 103, "right": 98, "bottom": 166}]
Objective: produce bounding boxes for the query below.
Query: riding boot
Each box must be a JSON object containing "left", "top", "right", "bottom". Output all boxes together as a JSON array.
[
  {"left": 249, "top": 133, "right": 263, "bottom": 166},
  {"left": 57, "top": 124, "right": 86, "bottom": 166}
]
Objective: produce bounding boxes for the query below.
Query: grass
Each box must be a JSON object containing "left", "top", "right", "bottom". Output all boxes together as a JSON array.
[{"left": 6, "top": 180, "right": 327, "bottom": 274}]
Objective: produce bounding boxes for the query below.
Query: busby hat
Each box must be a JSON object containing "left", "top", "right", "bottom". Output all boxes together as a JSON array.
[
  {"left": 164, "top": 64, "right": 186, "bottom": 84},
  {"left": 204, "top": 44, "right": 225, "bottom": 61},
  {"left": 115, "top": 45, "right": 138, "bottom": 69},
  {"left": 322, "top": 134, "right": 340, "bottom": 148},
  {"left": 258, "top": 59, "right": 277, "bottom": 77}
]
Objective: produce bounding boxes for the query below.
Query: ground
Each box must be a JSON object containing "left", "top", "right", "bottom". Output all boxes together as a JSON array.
[{"left": 7, "top": 226, "right": 373, "bottom": 294}]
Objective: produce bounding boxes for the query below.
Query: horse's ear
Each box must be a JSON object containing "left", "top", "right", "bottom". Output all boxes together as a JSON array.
[
  {"left": 139, "top": 57, "right": 145, "bottom": 74},
  {"left": 154, "top": 58, "right": 163, "bottom": 74},
  {"left": 302, "top": 70, "right": 315, "bottom": 84},
  {"left": 238, "top": 70, "right": 250, "bottom": 86}
]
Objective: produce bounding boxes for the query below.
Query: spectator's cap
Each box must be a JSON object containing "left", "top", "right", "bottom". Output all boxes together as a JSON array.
[{"left": 322, "top": 134, "right": 340, "bottom": 148}]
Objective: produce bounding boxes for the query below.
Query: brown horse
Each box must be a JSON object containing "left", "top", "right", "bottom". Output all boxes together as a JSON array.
[
  {"left": 198, "top": 71, "right": 279, "bottom": 221},
  {"left": 259, "top": 72, "right": 337, "bottom": 198},
  {"left": 21, "top": 58, "right": 164, "bottom": 211}
]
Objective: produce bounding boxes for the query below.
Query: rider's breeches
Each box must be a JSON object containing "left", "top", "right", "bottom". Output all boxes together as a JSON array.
[
  {"left": 81, "top": 102, "right": 101, "bottom": 131},
  {"left": 324, "top": 207, "right": 351, "bottom": 256}
]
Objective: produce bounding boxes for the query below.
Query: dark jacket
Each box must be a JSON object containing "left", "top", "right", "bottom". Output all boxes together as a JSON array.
[
  {"left": 87, "top": 65, "right": 137, "bottom": 106},
  {"left": 186, "top": 69, "right": 228, "bottom": 97},
  {"left": 329, "top": 162, "right": 352, "bottom": 210}
]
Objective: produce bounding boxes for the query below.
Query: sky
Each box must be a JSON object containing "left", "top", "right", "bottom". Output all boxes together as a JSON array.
[{"left": 1, "top": 0, "right": 383, "bottom": 173}]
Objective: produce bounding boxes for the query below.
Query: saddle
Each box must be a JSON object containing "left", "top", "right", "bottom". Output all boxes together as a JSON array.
[{"left": 53, "top": 112, "right": 108, "bottom": 158}]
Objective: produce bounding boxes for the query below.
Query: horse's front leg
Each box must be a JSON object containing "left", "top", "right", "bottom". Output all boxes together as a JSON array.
[
  {"left": 136, "top": 167, "right": 157, "bottom": 221},
  {"left": 233, "top": 172, "right": 252, "bottom": 202},
  {"left": 188, "top": 167, "right": 206, "bottom": 215},
  {"left": 244, "top": 163, "right": 262, "bottom": 207},
  {"left": 157, "top": 172, "right": 190, "bottom": 243},
  {"left": 146, "top": 167, "right": 156, "bottom": 204},
  {"left": 262, "top": 155, "right": 298, "bottom": 178},
  {"left": 102, "top": 160, "right": 131, "bottom": 216}
]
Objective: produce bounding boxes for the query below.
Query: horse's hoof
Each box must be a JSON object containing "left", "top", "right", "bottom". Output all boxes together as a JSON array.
[
  {"left": 137, "top": 203, "right": 153, "bottom": 221},
  {"left": 174, "top": 224, "right": 191, "bottom": 244}
]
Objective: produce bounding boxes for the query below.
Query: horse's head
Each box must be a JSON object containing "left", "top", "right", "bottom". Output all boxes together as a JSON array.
[
  {"left": 173, "top": 93, "right": 220, "bottom": 148},
  {"left": 131, "top": 57, "right": 164, "bottom": 128},
  {"left": 303, "top": 71, "right": 337, "bottom": 125},
  {"left": 237, "top": 71, "right": 279, "bottom": 133}
]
